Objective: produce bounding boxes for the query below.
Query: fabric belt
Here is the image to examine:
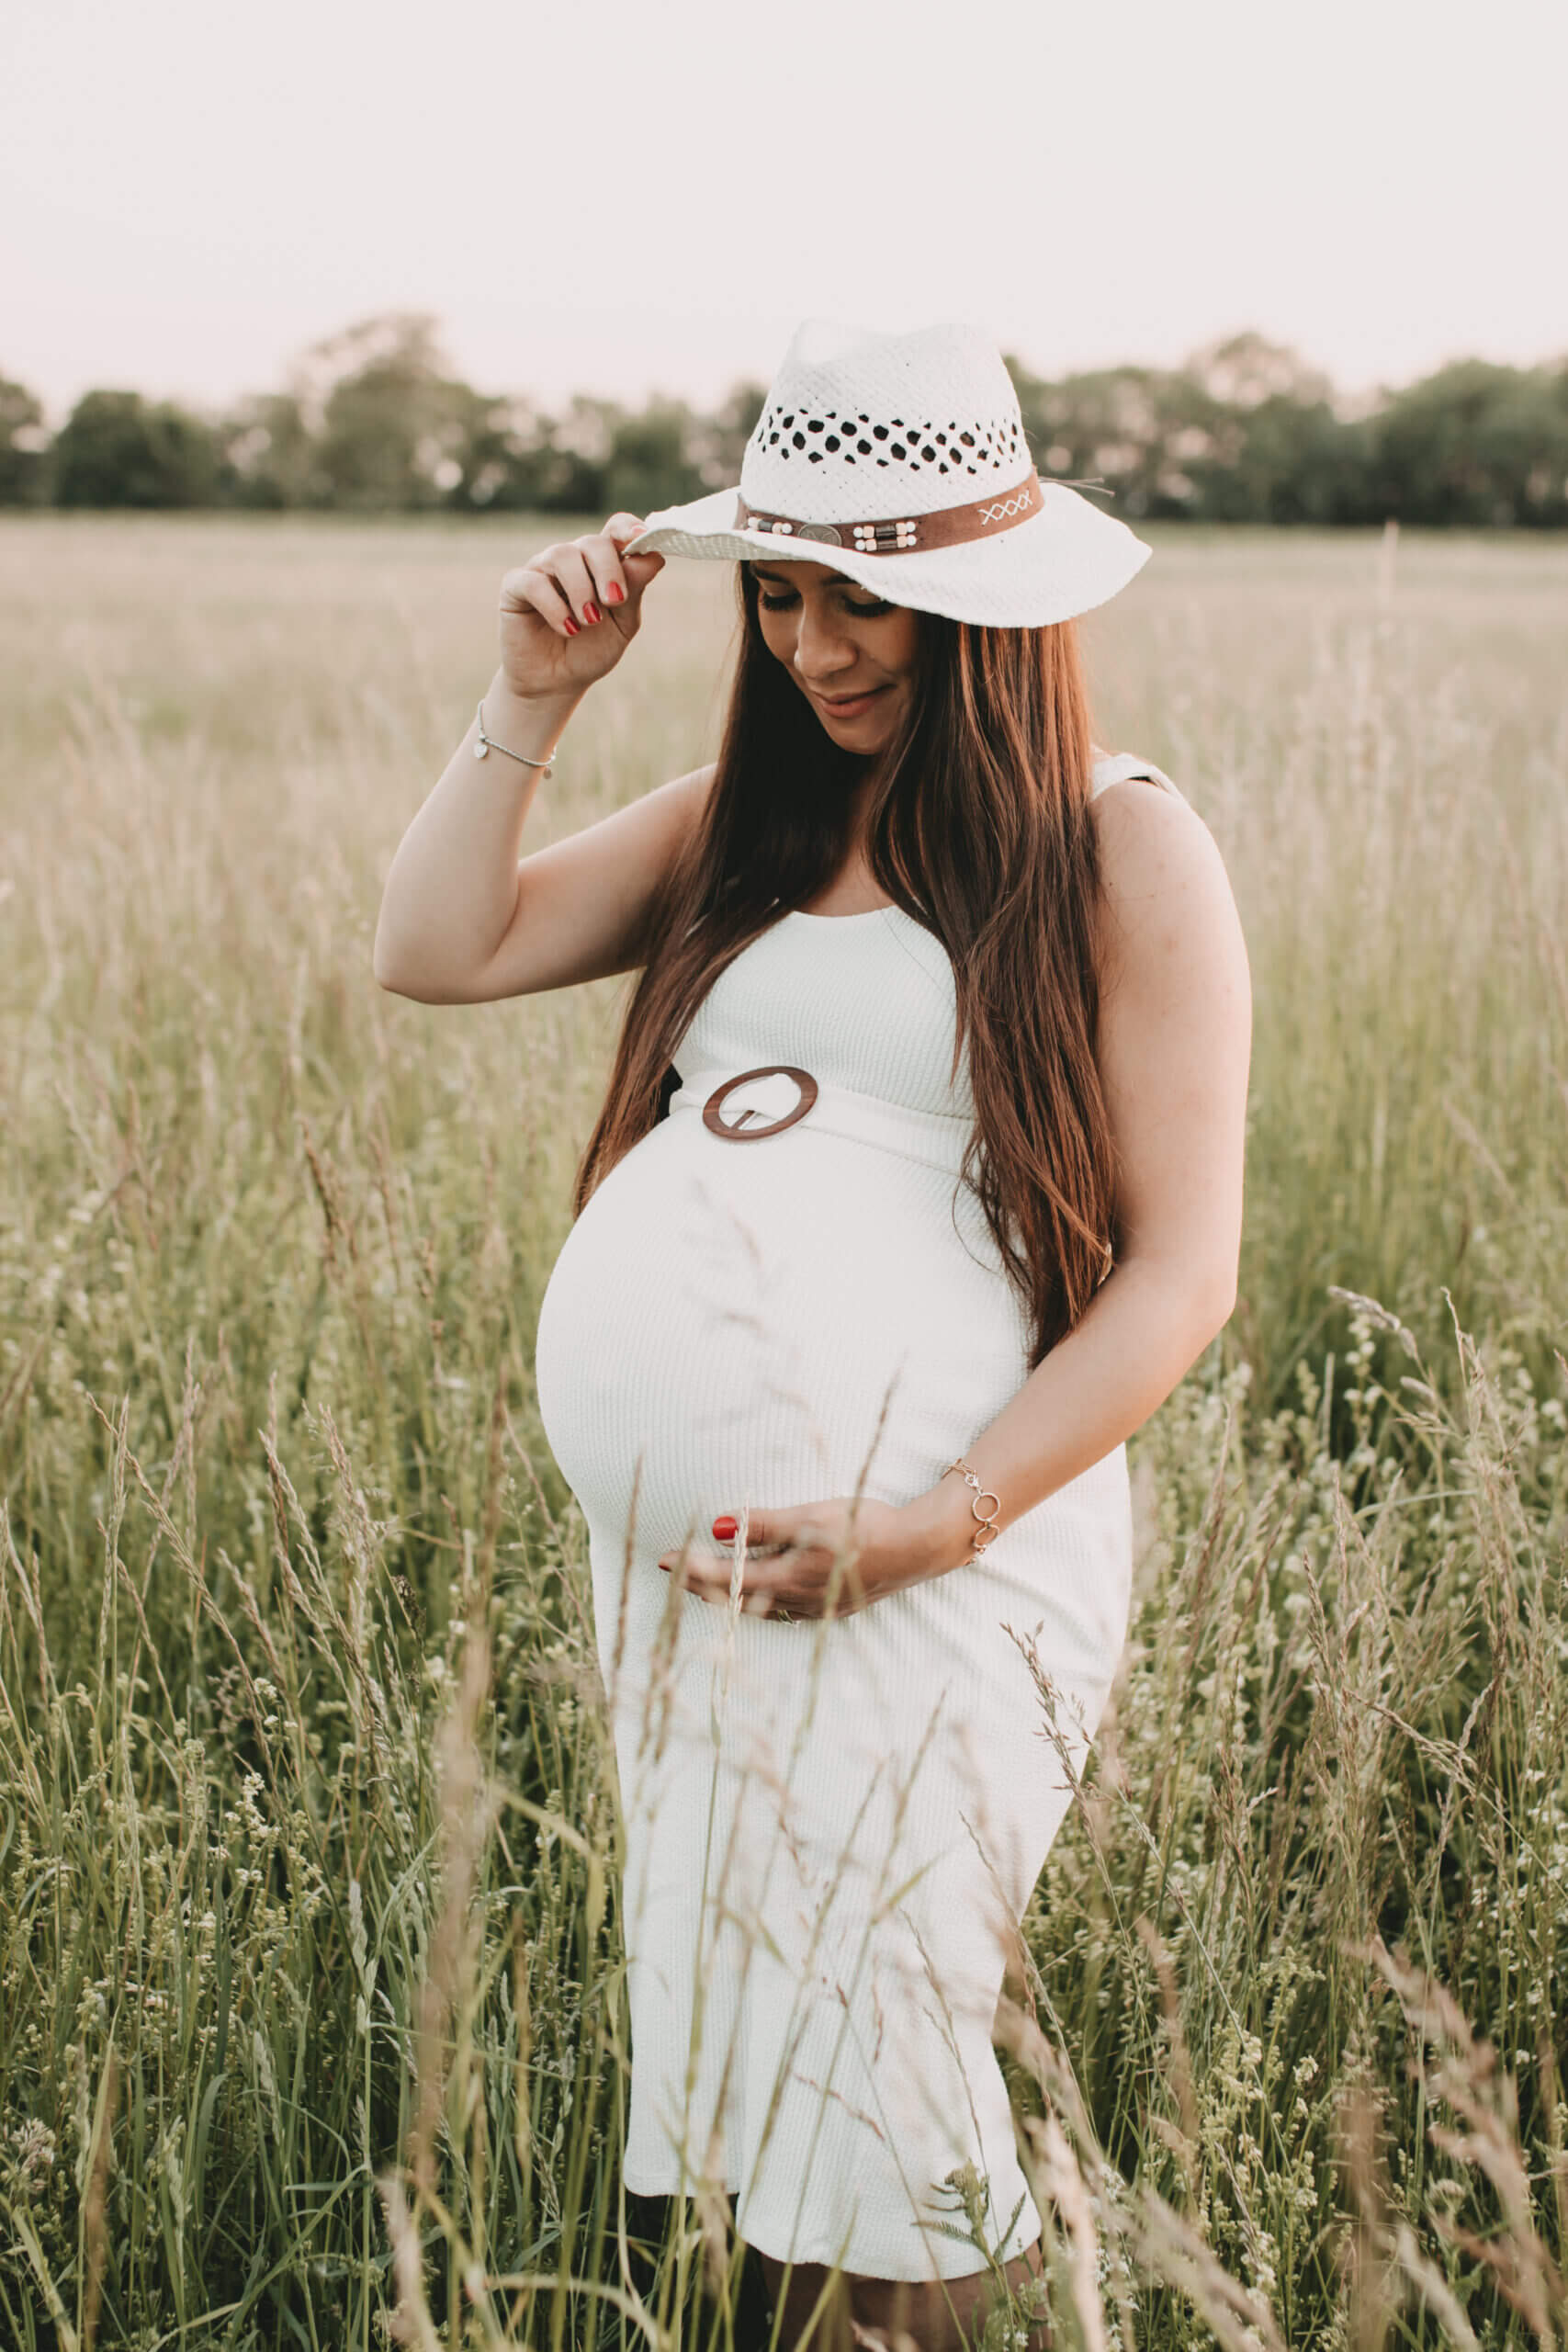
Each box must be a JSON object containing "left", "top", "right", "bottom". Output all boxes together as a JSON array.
[{"left": 669, "top": 1065, "right": 974, "bottom": 1177}]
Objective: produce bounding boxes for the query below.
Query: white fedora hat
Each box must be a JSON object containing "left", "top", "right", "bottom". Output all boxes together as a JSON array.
[{"left": 622, "top": 318, "right": 1152, "bottom": 628}]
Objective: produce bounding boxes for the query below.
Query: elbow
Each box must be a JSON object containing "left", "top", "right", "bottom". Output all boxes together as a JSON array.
[
  {"left": 373, "top": 904, "right": 492, "bottom": 1003},
  {"left": 375, "top": 967, "right": 436, "bottom": 1003},
  {"left": 1197, "top": 1263, "right": 1239, "bottom": 1350},
  {"left": 1120, "top": 1246, "right": 1238, "bottom": 1350},
  {"left": 372, "top": 939, "right": 474, "bottom": 1004},
  {"left": 372, "top": 929, "right": 424, "bottom": 1000},
  {"left": 372, "top": 902, "right": 433, "bottom": 998},
  {"left": 1131, "top": 1251, "right": 1236, "bottom": 1355}
]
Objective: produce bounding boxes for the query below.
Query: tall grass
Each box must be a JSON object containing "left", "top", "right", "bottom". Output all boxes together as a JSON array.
[{"left": 1, "top": 514, "right": 1564, "bottom": 2346}]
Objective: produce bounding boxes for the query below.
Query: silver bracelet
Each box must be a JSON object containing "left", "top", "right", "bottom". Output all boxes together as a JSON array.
[{"left": 473, "top": 696, "right": 558, "bottom": 773}]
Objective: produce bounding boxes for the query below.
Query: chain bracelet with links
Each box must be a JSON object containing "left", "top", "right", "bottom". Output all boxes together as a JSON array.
[{"left": 942, "top": 1457, "right": 1003, "bottom": 1563}]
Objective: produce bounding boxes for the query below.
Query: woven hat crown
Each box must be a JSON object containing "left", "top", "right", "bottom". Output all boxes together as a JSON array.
[{"left": 739, "top": 320, "right": 1031, "bottom": 526}]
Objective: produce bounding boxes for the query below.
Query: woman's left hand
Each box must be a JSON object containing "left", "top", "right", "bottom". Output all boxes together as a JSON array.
[{"left": 657, "top": 1495, "right": 960, "bottom": 1621}]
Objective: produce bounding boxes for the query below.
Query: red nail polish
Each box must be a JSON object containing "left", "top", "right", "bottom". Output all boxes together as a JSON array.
[
  {"left": 563, "top": 616, "right": 580, "bottom": 636},
  {"left": 712, "top": 1516, "right": 739, "bottom": 1542},
  {"left": 581, "top": 600, "right": 601, "bottom": 625},
  {"left": 605, "top": 581, "right": 626, "bottom": 605}
]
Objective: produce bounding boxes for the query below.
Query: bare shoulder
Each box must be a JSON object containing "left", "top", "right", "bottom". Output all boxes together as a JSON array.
[
  {"left": 1089, "top": 775, "right": 1246, "bottom": 993},
  {"left": 635, "top": 755, "right": 718, "bottom": 826},
  {"left": 662, "top": 755, "right": 722, "bottom": 831},
  {"left": 671, "top": 755, "right": 719, "bottom": 801}
]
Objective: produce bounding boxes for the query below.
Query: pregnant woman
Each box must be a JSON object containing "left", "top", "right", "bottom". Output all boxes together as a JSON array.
[{"left": 374, "top": 320, "right": 1251, "bottom": 2351}]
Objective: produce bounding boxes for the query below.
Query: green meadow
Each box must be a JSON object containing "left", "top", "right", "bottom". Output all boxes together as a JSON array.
[{"left": 1, "top": 514, "right": 1565, "bottom": 2348}]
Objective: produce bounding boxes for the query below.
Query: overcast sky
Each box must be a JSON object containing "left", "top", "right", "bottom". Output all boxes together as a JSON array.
[{"left": 4, "top": 0, "right": 1562, "bottom": 424}]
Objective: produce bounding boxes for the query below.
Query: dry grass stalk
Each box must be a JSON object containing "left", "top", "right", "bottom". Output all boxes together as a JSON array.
[
  {"left": 1025, "top": 2109, "right": 1111, "bottom": 2352},
  {"left": 1367, "top": 1935, "right": 1566, "bottom": 2345},
  {"left": 79, "top": 2048, "right": 119, "bottom": 2352},
  {"left": 410, "top": 1617, "right": 496, "bottom": 2201},
  {"left": 377, "top": 2168, "right": 446, "bottom": 2352},
  {"left": 1337, "top": 2086, "right": 1397, "bottom": 2352},
  {"left": 1134, "top": 1918, "right": 1200, "bottom": 2198}
]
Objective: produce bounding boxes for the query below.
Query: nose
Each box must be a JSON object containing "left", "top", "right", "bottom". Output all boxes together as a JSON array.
[{"left": 792, "top": 599, "right": 858, "bottom": 684}]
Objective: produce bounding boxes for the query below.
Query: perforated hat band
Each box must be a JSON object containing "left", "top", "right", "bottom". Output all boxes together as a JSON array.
[{"left": 735, "top": 469, "right": 1043, "bottom": 557}]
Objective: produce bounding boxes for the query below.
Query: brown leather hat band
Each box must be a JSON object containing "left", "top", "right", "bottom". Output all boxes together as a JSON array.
[{"left": 735, "top": 469, "right": 1043, "bottom": 557}]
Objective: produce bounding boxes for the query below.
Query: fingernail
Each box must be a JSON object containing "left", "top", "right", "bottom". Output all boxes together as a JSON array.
[
  {"left": 712, "top": 1516, "right": 739, "bottom": 1542},
  {"left": 562, "top": 616, "right": 580, "bottom": 636},
  {"left": 604, "top": 581, "right": 625, "bottom": 605},
  {"left": 581, "top": 600, "right": 602, "bottom": 625}
]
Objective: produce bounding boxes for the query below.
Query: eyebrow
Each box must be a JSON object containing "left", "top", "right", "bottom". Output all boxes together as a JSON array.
[{"left": 748, "top": 562, "right": 854, "bottom": 588}]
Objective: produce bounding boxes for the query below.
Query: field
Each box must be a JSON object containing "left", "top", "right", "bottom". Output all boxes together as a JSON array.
[{"left": 1, "top": 513, "right": 1565, "bottom": 2350}]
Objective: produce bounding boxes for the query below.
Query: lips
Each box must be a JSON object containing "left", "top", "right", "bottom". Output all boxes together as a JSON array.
[{"left": 814, "top": 685, "right": 887, "bottom": 716}]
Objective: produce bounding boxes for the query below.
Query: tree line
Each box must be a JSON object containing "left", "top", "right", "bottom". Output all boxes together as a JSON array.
[{"left": 4, "top": 312, "right": 1567, "bottom": 528}]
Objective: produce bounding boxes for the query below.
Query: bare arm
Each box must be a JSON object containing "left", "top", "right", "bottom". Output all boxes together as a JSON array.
[
  {"left": 906, "top": 775, "right": 1253, "bottom": 1564},
  {"left": 372, "top": 514, "right": 703, "bottom": 1002}
]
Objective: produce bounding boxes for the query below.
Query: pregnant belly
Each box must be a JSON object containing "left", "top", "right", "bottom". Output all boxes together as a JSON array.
[
  {"left": 536, "top": 1108, "right": 1136, "bottom": 1849},
  {"left": 533, "top": 1113, "right": 1032, "bottom": 1565}
]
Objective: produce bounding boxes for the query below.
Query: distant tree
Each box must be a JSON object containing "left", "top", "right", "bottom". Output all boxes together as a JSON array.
[
  {"left": 1183, "top": 330, "right": 1334, "bottom": 411},
  {"left": 215, "top": 391, "right": 320, "bottom": 508},
  {"left": 438, "top": 390, "right": 558, "bottom": 512},
  {"left": 294, "top": 312, "right": 477, "bottom": 510},
  {"left": 1495, "top": 362, "right": 1568, "bottom": 526},
  {"left": 1224, "top": 396, "right": 1377, "bottom": 525},
  {"left": 1170, "top": 334, "right": 1377, "bottom": 523},
  {"left": 1010, "top": 336, "right": 1380, "bottom": 525},
  {"left": 692, "top": 379, "right": 769, "bottom": 490},
  {"left": 1371, "top": 358, "right": 1568, "bottom": 527},
  {"left": 0, "top": 374, "right": 50, "bottom": 505},
  {"left": 532, "top": 394, "right": 621, "bottom": 513},
  {"left": 1010, "top": 357, "right": 1212, "bottom": 519},
  {"left": 53, "top": 390, "right": 218, "bottom": 508},
  {"left": 604, "top": 400, "right": 708, "bottom": 516}
]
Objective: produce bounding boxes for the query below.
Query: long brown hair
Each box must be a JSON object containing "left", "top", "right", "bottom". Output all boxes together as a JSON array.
[{"left": 571, "top": 564, "right": 1116, "bottom": 1372}]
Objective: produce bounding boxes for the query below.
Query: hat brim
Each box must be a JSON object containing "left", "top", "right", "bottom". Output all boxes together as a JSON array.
[{"left": 622, "top": 482, "right": 1151, "bottom": 628}]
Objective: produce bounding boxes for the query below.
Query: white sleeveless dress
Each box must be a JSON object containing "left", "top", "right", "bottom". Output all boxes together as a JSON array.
[{"left": 534, "top": 752, "right": 1185, "bottom": 2282}]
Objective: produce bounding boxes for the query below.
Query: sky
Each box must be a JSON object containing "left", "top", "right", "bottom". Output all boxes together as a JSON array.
[{"left": 3, "top": 0, "right": 1562, "bottom": 426}]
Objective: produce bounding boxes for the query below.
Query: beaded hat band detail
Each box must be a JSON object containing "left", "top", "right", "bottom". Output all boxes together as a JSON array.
[{"left": 735, "top": 469, "right": 1043, "bottom": 558}]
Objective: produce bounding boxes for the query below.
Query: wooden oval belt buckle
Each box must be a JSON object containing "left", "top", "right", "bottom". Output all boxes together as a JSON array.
[{"left": 702, "top": 1065, "right": 819, "bottom": 1142}]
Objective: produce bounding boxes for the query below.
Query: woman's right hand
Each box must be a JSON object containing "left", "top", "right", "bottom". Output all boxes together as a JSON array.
[{"left": 497, "top": 514, "right": 667, "bottom": 704}]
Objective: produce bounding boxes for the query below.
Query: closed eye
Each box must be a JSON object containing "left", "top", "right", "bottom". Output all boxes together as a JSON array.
[{"left": 758, "top": 588, "right": 896, "bottom": 616}]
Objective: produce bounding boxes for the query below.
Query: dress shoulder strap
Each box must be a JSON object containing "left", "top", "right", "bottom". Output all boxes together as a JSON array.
[{"left": 1089, "top": 751, "right": 1189, "bottom": 807}]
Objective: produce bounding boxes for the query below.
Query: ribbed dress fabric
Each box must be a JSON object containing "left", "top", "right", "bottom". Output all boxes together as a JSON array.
[{"left": 533, "top": 753, "right": 1185, "bottom": 2281}]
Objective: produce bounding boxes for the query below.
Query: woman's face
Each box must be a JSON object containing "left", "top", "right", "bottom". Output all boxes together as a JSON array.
[{"left": 748, "top": 559, "right": 922, "bottom": 756}]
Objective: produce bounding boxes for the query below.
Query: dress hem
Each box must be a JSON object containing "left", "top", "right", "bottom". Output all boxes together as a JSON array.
[{"left": 619, "top": 2162, "right": 1043, "bottom": 2283}]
